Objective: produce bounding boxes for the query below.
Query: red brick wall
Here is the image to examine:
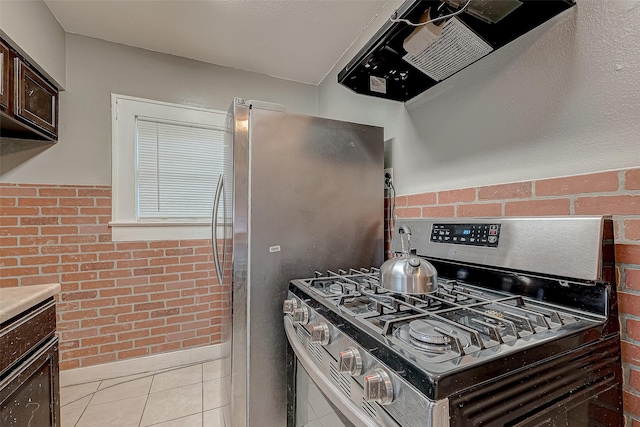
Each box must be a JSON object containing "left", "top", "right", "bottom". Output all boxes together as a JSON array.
[
  {"left": 0, "top": 183, "right": 230, "bottom": 371},
  {"left": 386, "top": 168, "right": 640, "bottom": 424}
]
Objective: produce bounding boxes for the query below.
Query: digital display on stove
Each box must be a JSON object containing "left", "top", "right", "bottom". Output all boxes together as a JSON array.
[{"left": 431, "top": 223, "right": 500, "bottom": 247}]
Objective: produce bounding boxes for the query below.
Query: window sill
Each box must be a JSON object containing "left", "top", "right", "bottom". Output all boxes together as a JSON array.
[{"left": 109, "top": 222, "right": 227, "bottom": 242}]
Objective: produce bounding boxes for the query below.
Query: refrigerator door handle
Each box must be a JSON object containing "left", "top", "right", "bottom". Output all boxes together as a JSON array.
[{"left": 212, "top": 174, "right": 224, "bottom": 282}]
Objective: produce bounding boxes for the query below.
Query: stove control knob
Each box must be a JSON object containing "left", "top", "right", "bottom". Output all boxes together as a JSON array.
[
  {"left": 364, "top": 368, "right": 394, "bottom": 406},
  {"left": 292, "top": 307, "right": 309, "bottom": 325},
  {"left": 338, "top": 347, "right": 362, "bottom": 376},
  {"left": 283, "top": 299, "right": 297, "bottom": 315},
  {"left": 310, "top": 323, "right": 330, "bottom": 346}
]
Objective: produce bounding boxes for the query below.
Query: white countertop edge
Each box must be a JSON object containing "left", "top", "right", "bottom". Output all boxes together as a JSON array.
[{"left": 0, "top": 283, "right": 61, "bottom": 324}]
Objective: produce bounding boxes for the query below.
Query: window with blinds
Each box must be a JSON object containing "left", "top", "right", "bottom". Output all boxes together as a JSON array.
[
  {"left": 111, "top": 94, "right": 228, "bottom": 241},
  {"left": 136, "top": 118, "right": 225, "bottom": 221}
]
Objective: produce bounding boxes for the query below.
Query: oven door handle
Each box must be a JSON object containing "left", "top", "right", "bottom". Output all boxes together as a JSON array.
[{"left": 284, "top": 317, "right": 382, "bottom": 427}]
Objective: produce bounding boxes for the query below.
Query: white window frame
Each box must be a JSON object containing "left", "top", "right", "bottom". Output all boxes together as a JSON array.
[{"left": 111, "top": 94, "right": 227, "bottom": 242}]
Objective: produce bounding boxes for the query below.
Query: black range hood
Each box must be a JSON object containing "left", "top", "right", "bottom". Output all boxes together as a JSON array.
[{"left": 338, "top": 0, "right": 575, "bottom": 102}]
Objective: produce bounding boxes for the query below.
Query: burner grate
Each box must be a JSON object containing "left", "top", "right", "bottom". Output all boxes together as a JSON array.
[{"left": 295, "top": 266, "right": 607, "bottom": 368}]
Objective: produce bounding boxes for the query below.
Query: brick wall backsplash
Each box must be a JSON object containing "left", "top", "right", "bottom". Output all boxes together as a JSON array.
[
  {"left": 0, "top": 183, "right": 230, "bottom": 371},
  {"left": 386, "top": 168, "right": 640, "bottom": 424}
]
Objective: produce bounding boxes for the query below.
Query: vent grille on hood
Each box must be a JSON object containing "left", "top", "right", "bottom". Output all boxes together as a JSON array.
[{"left": 337, "top": 0, "right": 575, "bottom": 102}]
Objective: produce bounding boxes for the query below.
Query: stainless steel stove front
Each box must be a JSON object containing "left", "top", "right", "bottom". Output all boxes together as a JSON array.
[{"left": 285, "top": 294, "right": 449, "bottom": 427}]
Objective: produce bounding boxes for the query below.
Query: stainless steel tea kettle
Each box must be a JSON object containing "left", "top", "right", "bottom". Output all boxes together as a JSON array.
[{"left": 380, "top": 225, "right": 438, "bottom": 294}]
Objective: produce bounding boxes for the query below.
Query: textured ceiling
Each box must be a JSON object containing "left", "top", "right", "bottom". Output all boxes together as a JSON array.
[{"left": 44, "top": 0, "right": 389, "bottom": 85}]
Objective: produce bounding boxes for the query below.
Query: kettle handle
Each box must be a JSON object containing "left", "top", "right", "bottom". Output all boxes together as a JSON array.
[
  {"left": 398, "top": 225, "right": 412, "bottom": 254},
  {"left": 398, "top": 225, "right": 412, "bottom": 236},
  {"left": 408, "top": 249, "right": 421, "bottom": 268}
]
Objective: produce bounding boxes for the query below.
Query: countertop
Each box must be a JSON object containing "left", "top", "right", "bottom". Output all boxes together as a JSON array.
[{"left": 0, "top": 283, "right": 61, "bottom": 324}]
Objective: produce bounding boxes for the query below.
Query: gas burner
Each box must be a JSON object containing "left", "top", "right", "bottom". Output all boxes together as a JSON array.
[
  {"left": 484, "top": 309, "right": 505, "bottom": 326},
  {"left": 395, "top": 319, "right": 471, "bottom": 354},
  {"left": 310, "top": 280, "right": 358, "bottom": 297},
  {"left": 328, "top": 283, "right": 356, "bottom": 295},
  {"left": 328, "top": 284, "right": 343, "bottom": 294},
  {"left": 484, "top": 310, "right": 504, "bottom": 319},
  {"left": 409, "top": 319, "right": 452, "bottom": 345}
]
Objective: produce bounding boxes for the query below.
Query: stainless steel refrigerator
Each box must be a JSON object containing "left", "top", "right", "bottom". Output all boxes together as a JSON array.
[{"left": 213, "top": 98, "right": 384, "bottom": 427}]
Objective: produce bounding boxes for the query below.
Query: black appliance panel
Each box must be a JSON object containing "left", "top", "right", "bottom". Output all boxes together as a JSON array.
[
  {"left": 430, "top": 223, "right": 500, "bottom": 247},
  {"left": 338, "top": 0, "right": 575, "bottom": 101}
]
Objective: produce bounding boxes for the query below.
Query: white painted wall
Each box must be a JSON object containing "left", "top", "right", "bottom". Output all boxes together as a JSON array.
[
  {"left": 1, "top": 34, "right": 317, "bottom": 186},
  {"left": 319, "top": 0, "right": 640, "bottom": 196},
  {"left": 318, "top": 0, "right": 405, "bottom": 142},
  {"left": 0, "top": 0, "right": 66, "bottom": 88}
]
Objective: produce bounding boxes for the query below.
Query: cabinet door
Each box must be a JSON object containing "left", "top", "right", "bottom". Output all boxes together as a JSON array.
[
  {"left": 0, "top": 338, "right": 60, "bottom": 427},
  {"left": 0, "top": 40, "right": 9, "bottom": 111},
  {"left": 14, "top": 58, "right": 58, "bottom": 137}
]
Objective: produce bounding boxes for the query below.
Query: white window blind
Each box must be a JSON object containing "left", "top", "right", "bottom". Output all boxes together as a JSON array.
[
  {"left": 111, "top": 94, "right": 229, "bottom": 241},
  {"left": 136, "top": 118, "right": 225, "bottom": 222}
]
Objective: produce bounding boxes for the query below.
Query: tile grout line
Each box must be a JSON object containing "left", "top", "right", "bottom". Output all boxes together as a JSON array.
[
  {"left": 202, "top": 362, "right": 205, "bottom": 427},
  {"left": 73, "top": 380, "right": 101, "bottom": 427},
  {"left": 146, "top": 412, "right": 203, "bottom": 426},
  {"left": 72, "top": 397, "right": 88, "bottom": 427},
  {"left": 138, "top": 373, "right": 155, "bottom": 427},
  {"left": 143, "top": 364, "right": 206, "bottom": 426}
]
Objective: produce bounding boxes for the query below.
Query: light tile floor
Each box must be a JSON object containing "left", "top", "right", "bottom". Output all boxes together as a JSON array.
[{"left": 60, "top": 360, "right": 231, "bottom": 427}]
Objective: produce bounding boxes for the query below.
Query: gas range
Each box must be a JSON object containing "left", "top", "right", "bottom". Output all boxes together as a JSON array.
[
  {"left": 284, "top": 217, "right": 622, "bottom": 427},
  {"left": 293, "top": 269, "right": 606, "bottom": 375}
]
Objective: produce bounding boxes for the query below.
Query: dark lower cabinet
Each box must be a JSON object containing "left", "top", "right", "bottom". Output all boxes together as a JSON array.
[{"left": 0, "top": 299, "right": 60, "bottom": 427}]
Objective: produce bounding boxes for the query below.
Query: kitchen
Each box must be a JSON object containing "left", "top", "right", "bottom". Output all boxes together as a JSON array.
[{"left": 0, "top": 0, "right": 639, "bottom": 426}]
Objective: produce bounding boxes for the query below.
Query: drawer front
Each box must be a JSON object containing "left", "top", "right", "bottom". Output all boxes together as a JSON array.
[{"left": 0, "top": 299, "right": 56, "bottom": 376}]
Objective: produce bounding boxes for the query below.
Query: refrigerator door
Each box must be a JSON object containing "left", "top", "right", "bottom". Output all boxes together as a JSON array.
[
  {"left": 230, "top": 99, "right": 384, "bottom": 427},
  {"left": 230, "top": 99, "right": 250, "bottom": 427}
]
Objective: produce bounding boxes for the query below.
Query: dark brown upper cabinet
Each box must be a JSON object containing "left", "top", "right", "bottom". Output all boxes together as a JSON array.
[
  {"left": 0, "top": 37, "right": 59, "bottom": 141},
  {"left": 15, "top": 58, "right": 58, "bottom": 138},
  {"left": 0, "top": 40, "right": 9, "bottom": 111}
]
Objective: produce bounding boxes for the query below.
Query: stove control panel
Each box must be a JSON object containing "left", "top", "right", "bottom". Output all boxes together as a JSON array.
[
  {"left": 292, "top": 306, "right": 309, "bottom": 325},
  {"left": 338, "top": 347, "right": 363, "bottom": 376},
  {"left": 283, "top": 299, "right": 297, "bottom": 315},
  {"left": 431, "top": 223, "right": 501, "bottom": 247},
  {"left": 364, "top": 368, "right": 394, "bottom": 405},
  {"left": 310, "top": 323, "right": 330, "bottom": 346}
]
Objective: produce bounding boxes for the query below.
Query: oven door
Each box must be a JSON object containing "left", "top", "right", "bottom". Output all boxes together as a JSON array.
[
  {"left": 285, "top": 317, "right": 393, "bottom": 427},
  {"left": 292, "top": 359, "right": 357, "bottom": 427}
]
